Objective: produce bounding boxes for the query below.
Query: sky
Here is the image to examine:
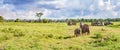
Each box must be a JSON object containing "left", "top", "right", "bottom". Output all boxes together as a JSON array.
[{"left": 0, "top": 0, "right": 120, "bottom": 19}]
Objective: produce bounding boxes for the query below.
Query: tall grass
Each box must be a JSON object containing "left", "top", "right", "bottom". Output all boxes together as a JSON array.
[{"left": 0, "top": 22, "right": 119, "bottom": 50}]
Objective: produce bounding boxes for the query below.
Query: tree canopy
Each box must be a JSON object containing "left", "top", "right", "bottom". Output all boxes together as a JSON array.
[
  {"left": 36, "top": 12, "right": 43, "bottom": 22},
  {"left": 0, "top": 16, "right": 4, "bottom": 22}
]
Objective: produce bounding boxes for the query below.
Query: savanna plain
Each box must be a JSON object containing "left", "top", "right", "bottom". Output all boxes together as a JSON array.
[{"left": 0, "top": 22, "right": 120, "bottom": 50}]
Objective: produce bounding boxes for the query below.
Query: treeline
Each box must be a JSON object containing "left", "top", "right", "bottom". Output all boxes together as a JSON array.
[
  {"left": 4, "top": 18, "right": 120, "bottom": 23},
  {"left": 5, "top": 19, "right": 64, "bottom": 23},
  {"left": 65, "top": 18, "right": 120, "bottom": 22},
  {"left": 0, "top": 16, "right": 120, "bottom": 23}
]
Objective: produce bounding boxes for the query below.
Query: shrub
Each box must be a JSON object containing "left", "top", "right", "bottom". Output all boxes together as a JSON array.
[
  {"left": 47, "top": 34, "right": 54, "bottom": 38},
  {"left": 58, "top": 36, "right": 63, "bottom": 39}
]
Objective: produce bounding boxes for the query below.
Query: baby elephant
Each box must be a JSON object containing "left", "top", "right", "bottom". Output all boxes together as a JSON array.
[{"left": 74, "top": 28, "right": 80, "bottom": 37}]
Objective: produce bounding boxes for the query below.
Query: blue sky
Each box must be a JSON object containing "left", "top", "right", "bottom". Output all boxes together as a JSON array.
[{"left": 0, "top": 0, "right": 120, "bottom": 19}]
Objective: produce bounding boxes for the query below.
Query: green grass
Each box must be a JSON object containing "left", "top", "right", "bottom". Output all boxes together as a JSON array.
[{"left": 0, "top": 22, "right": 119, "bottom": 50}]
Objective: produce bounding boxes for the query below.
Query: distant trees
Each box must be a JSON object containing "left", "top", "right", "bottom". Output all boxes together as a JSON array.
[
  {"left": 65, "top": 18, "right": 120, "bottom": 22},
  {"left": 0, "top": 16, "right": 4, "bottom": 22},
  {"left": 1, "top": 16, "right": 120, "bottom": 23},
  {"left": 36, "top": 12, "right": 43, "bottom": 22}
]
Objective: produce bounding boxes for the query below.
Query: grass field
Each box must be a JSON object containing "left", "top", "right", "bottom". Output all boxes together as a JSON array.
[{"left": 0, "top": 22, "right": 120, "bottom": 50}]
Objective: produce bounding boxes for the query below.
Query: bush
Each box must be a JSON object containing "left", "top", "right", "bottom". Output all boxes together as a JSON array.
[
  {"left": 58, "top": 36, "right": 63, "bottom": 39},
  {"left": 47, "top": 34, "right": 54, "bottom": 38}
]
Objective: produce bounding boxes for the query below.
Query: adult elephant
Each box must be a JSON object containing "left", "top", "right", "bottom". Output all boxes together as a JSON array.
[
  {"left": 104, "top": 21, "right": 113, "bottom": 26},
  {"left": 80, "top": 22, "right": 90, "bottom": 35}
]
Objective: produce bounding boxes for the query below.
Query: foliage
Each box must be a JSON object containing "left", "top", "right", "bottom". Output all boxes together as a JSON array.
[
  {"left": 3, "top": 18, "right": 120, "bottom": 23},
  {"left": 42, "top": 19, "right": 49, "bottom": 23},
  {"left": 0, "top": 16, "right": 4, "bottom": 22},
  {"left": 15, "top": 18, "right": 21, "bottom": 22},
  {"left": 36, "top": 12, "right": 43, "bottom": 22}
]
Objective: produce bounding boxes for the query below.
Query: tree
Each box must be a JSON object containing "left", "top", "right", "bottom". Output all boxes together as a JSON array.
[
  {"left": 81, "top": 18, "right": 84, "bottom": 22},
  {"left": 0, "top": 16, "right": 4, "bottom": 22},
  {"left": 36, "top": 12, "right": 43, "bottom": 22},
  {"left": 42, "top": 19, "right": 49, "bottom": 23},
  {"left": 15, "top": 18, "right": 21, "bottom": 22}
]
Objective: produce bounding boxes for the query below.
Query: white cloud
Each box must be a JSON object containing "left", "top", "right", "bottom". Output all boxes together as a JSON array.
[
  {"left": 42, "top": 9, "right": 52, "bottom": 19},
  {"left": 0, "top": 4, "right": 17, "bottom": 19},
  {"left": 36, "top": 0, "right": 66, "bottom": 9},
  {"left": 98, "top": 0, "right": 104, "bottom": 6},
  {"left": 0, "top": 0, "right": 120, "bottom": 19},
  {"left": 0, "top": 4, "right": 38, "bottom": 19}
]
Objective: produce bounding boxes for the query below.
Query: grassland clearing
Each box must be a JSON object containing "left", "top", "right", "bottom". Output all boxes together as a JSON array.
[{"left": 0, "top": 22, "right": 119, "bottom": 50}]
